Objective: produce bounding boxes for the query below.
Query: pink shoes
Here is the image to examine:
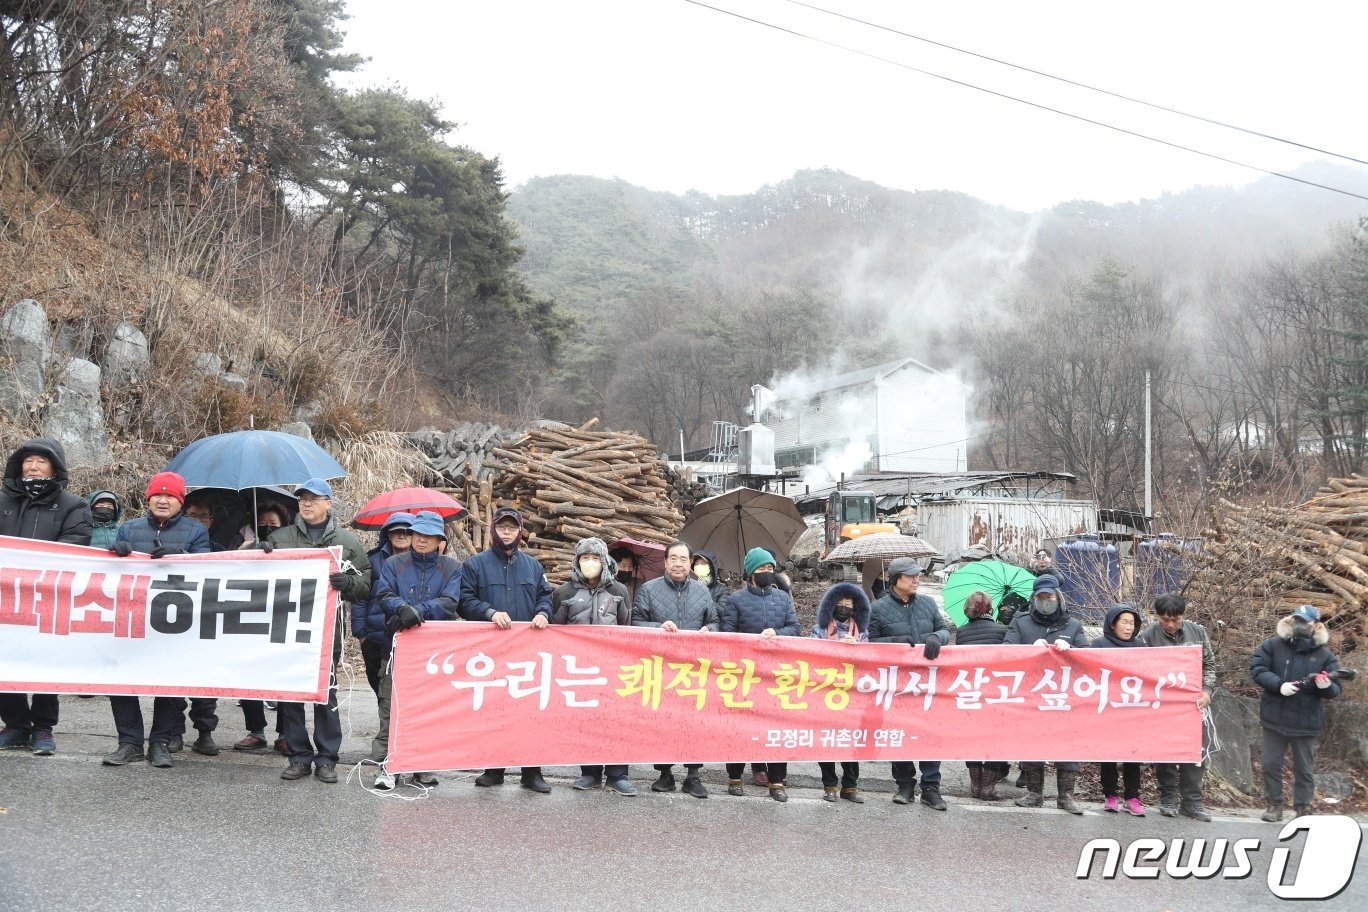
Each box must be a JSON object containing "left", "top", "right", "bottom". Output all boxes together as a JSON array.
[
  {"left": 1103, "top": 795, "right": 1120, "bottom": 812},
  {"left": 1126, "top": 798, "right": 1146, "bottom": 816}
]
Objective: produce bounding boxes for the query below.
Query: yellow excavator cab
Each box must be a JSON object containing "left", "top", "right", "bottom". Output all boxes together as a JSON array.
[{"left": 823, "top": 491, "right": 898, "bottom": 557}]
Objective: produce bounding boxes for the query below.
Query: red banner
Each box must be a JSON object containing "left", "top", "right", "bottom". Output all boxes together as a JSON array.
[{"left": 386, "top": 623, "right": 1203, "bottom": 773}]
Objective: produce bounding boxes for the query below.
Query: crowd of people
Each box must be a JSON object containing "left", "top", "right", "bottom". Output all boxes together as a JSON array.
[{"left": 0, "top": 437, "right": 1347, "bottom": 819}]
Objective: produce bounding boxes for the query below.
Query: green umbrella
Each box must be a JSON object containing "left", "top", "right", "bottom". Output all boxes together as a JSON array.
[{"left": 941, "top": 560, "right": 1036, "bottom": 626}]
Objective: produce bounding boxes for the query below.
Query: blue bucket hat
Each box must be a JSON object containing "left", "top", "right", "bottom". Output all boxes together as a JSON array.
[
  {"left": 408, "top": 510, "right": 446, "bottom": 538},
  {"left": 297, "top": 477, "right": 333, "bottom": 498},
  {"left": 381, "top": 512, "right": 415, "bottom": 534}
]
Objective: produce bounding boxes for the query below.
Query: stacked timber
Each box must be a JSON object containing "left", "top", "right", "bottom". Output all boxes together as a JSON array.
[
  {"left": 458, "top": 419, "right": 686, "bottom": 583},
  {"left": 664, "top": 464, "right": 714, "bottom": 515},
  {"left": 409, "top": 422, "right": 510, "bottom": 487}
]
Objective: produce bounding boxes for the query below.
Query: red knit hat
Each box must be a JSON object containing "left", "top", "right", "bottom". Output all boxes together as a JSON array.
[{"left": 146, "top": 471, "right": 186, "bottom": 503}]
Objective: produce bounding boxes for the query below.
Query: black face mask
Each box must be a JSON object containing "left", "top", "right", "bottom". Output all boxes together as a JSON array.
[
  {"left": 257, "top": 526, "right": 275, "bottom": 542},
  {"left": 92, "top": 507, "right": 117, "bottom": 524},
  {"left": 833, "top": 605, "right": 854, "bottom": 622},
  {"left": 616, "top": 570, "right": 634, "bottom": 584},
  {"left": 22, "top": 477, "right": 56, "bottom": 499},
  {"left": 752, "top": 571, "right": 775, "bottom": 589}
]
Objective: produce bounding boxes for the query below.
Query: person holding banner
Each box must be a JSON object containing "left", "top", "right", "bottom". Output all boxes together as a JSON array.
[
  {"left": 953, "top": 591, "right": 1010, "bottom": 801},
  {"left": 86, "top": 490, "right": 122, "bottom": 549},
  {"left": 1091, "top": 603, "right": 1148, "bottom": 816},
  {"left": 1003, "top": 573, "right": 1089, "bottom": 814},
  {"left": 868, "top": 557, "right": 951, "bottom": 811},
  {"left": 103, "top": 471, "right": 214, "bottom": 768},
  {"left": 810, "top": 581, "right": 870, "bottom": 803},
  {"left": 0, "top": 438, "right": 92, "bottom": 757},
  {"left": 552, "top": 537, "right": 636, "bottom": 796},
  {"left": 631, "top": 540, "right": 719, "bottom": 799},
  {"left": 459, "top": 505, "right": 555, "bottom": 793},
  {"left": 268, "top": 477, "right": 371, "bottom": 785},
  {"left": 373, "top": 510, "right": 461, "bottom": 788},
  {"left": 722, "top": 547, "right": 800, "bottom": 802},
  {"left": 355, "top": 512, "right": 416, "bottom": 696},
  {"left": 234, "top": 502, "right": 292, "bottom": 752}
]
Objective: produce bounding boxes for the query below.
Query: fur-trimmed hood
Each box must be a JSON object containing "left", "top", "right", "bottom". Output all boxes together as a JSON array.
[
  {"left": 817, "top": 582, "right": 871, "bottom": 632},
  {"left": 1277, "top": 614, "right": 1330, "bottom": 647}
]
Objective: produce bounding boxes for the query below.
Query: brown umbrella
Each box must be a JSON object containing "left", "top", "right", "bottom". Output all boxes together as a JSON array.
[
  {"left": 824, "top": 533, "right": 943, "bottom": 564},
  {"left": 680, "top": 487, "right": 806, "bottom": 575}
]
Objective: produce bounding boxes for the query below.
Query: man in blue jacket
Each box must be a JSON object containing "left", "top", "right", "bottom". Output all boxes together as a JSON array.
[
  {"left": 458, "top": 505, "right": 554, "bottom": 792},
  {"left": 102, "top": 472, "right": 214, "bottom": 769}
]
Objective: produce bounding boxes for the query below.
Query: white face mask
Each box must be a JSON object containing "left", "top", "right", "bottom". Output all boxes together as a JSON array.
[
  {"left": 579, "top": 558, "right": 603, "bottom": 579},
  {"left": 693, "top": 564, "right": 711, "bottom": 583}
]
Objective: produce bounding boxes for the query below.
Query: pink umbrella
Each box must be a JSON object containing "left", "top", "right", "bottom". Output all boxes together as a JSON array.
[
  {"left": 352, "top": 487, "right": 465, "bottom": 530},
  {"left": 610, "top": 537, "right": 666, "bottom": 582}
]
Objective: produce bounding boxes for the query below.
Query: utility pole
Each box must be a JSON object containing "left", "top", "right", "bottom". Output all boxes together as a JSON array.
[{"left": 1144, "top": 370, "right": 1152, "bottom": 528}]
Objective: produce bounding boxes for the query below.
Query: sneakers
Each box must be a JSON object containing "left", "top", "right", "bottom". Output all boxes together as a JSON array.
[
  {"left": 314, "top": 764, "right": 338, "bottom": 784},
  {"left": 191, "top": 733, "right": 219, "bottom": 756},
  {"left": 280, "top": 762, "right": 311, "bottom": 781},
  {"left": 0, "top": 726, "right": 30, "bottom": 749},
  {"left": 147, "top": 741, "right": 173, "bottom": 768},
  {"left": 412, "top": 772, "right": 439, "bottom": 787},
  {"left": 1158, "top": 804, "right": 1180, "bottom": 817},
  {"left": 167, "top": 735, "right": 183, "bottom": 753},
  {"left": 1261, "top": 805, "right": 1284, "bottom": 823},
  {"left": 1104, "top": 795, "right": 1120, "bottom": 813},
  {"left": 727, "top": 779, "right": 745, "bottom": 797},
  {"left": 606, "top": 778, "right": 638, "bottom": 796},
  {"left": 1293, "top": 804, "right": 1311, "bottom": 817},
  {"left": 30, "top": 729, "right": 55, "bottom": 756},
  {"left": 650, "top": 771, "right": 677, "bottom": 793},
  {"left": 234, "top": 734, "right": 268, "bottom": 751},
  {"left": 572, "top": 775, "right": 602, "bottom": 790},
  {"left": 374, "top": 771, "right": 396, "bottom": 791},
  {"left": 1181, "top": 803, "right": 1213, "bottom": 822},
  {"left": 920, "top": 788, "right": 947, "bottom": 811},
  {"left": 1125, "top": 798, "right": 1146, "bottom": 817},
  {"left": 475, "top": 770, "right": 505, "bottom": 787},
  {"left": 681, "top": 776, "right": 709, "bottom": 798},
  {"left": 893, "top": 783, "right": 916, "bottom": 805},
  {"left": 102, "top": 743, "right": 145, "bottom": 766}
]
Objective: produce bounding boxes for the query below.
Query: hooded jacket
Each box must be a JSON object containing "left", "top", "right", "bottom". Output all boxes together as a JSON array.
[
  {"left": 811, "top": 582, "right": 870, "bottom": 642},
  {"left": 0, "top": 437, "right": 92, "bottom": 545},
  {"left": 1003, "top": 578, "right": 1089, "bottom": 647},
  {"left": 868, "top": 588, "right": 950, "bottom": 647},
  {"left": 552, "top": 538, "right": 630, "bottom": 625},
  {"left": 723, "top": 581, "right": 800, "bottom": 636},
  {"left": 377, "top": 549, "right": 462, "bottom": 624},
  {"left": 1250, "top": 616, "right": 1342, "bottom": 737},
  {"left": 458, "top": 519, "right": 554, "bottom": 623},
  {"left": 87, "top": 490, "right": 123, "bottom": 549},
  {"left": 693, "top": 549, "right": 731, "bottom": 606},
  {"left": 268, "top": 513, "right": 372, "bottom": 603},
  {"left": 353, "top": 515, "right": 415, "bottom": 644},
  {"left": 1091, "top": 604, "right": 1144, "bottom": 649},
  {"left": 1138, "top": 618, "right": 1217, "bottom": 693},
  {"left": 631, "top": 574, "right": 719, "bottom": 631}
]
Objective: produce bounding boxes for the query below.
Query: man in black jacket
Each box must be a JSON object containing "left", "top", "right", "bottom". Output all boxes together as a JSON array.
[
  {"left": 1250, "top": 604, "right": 1342, "bottom": 822},
  {"left": 0, "top": 438, "right": 93, "bottom": 756}
]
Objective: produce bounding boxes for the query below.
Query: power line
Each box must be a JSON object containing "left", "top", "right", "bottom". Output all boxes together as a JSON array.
[
  {"left": 780, "top": 0, "right": 1368, "bottom": 168},
  {"left": 680, "top": 0, "right": 1368, "bottom": 203}
]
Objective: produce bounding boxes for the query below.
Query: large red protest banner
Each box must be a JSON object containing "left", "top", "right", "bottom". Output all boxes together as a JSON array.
[
  {"left": 0, "top": 535, "right": 339, "bottom": 702},
  {"left": 386, "top": 623, "right": 1203, "bottom": 773}
]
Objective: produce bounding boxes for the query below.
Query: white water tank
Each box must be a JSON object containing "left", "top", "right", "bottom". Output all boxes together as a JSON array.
[{"left": 737, "top": 423, "right": 775, "bottom": 475}]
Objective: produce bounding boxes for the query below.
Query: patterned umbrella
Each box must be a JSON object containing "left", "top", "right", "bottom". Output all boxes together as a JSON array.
[
  {"left": 940, "top": 559, "right": 1036, "bottom": 626},
  {"left": 824, "top": 533, "right": 942, "bottom": 564}
]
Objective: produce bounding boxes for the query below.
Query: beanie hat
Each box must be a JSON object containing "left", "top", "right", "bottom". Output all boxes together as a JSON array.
[
  {"left": 743, "top": 547, "right": 776, "bottom": 579},
  {"left": 146, "top": 472, "right": 186, "bottom": 503}
]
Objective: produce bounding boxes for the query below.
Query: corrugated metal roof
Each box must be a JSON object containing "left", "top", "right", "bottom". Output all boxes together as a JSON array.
[
  {"left": 774, "top": 357, "right": 940, "bottom": 400},
  {"left": 789, "top": 471, "right": 1079, "bottom": 511}
]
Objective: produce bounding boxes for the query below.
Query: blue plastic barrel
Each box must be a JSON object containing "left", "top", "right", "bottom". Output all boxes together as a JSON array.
[{"left": 1053, "top": 535, "right": 1119, "bottom": 622}]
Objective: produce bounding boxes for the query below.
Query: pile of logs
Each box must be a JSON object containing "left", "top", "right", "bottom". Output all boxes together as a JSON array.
[
  {"left": 663, "top": 464, "right": 714, "bottom": 515},
  {"left": 453, "top": 419, "right": 687, "bottom": 584},
  {"left": 1187, "top": 474, "right": 1368, "bottom": 638},
  {"left": 409, "top": 422, "right": 510, "bottom": 487}
]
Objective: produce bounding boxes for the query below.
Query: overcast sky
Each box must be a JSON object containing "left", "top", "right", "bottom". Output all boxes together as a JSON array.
[{"left": 338, "top": 0, "right": 1365, "bottom": 212}]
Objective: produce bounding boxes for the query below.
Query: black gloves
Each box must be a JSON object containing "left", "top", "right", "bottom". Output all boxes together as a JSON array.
[
  {"left": 921, "top": 638, "right": 942, "bottom": 660},
  {"left": 328, "top": 571, "right": 350, "bottom": 592},
  {"left": 384, "top": 605, "right": 423, "bottom": 637},
  {"left": 109, "top": 541, "right": 132, "bottom": 557},
  {"left": 256, "top": 540, "right": 274, "bottom": 553},
  {"left": 149, "top": 546, "right": 169, "bottom": 560}
]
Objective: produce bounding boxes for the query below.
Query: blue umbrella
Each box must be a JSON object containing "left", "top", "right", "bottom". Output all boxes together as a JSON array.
[{"left": 166, "top": 430, "right": 347, "bottom": 490}]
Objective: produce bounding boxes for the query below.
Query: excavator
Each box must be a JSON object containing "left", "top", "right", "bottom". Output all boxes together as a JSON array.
[{"left": 822, "top": 489, "right": 899, "bottom": 558}]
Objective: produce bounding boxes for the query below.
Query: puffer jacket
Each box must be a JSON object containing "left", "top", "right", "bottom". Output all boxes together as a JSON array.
[
  {"left": 810, "top": 582, "right": 870, "bottom": 642},
  {"left": 868, "top": 591, "right": 950, "bottom": 646},
  {"left": 954, "top": 617, "right": 1007, "bottom": 646},
  {"left": 377, "top": 549, "right": 462, "bottom": 623},
  {"left": 631, "top": 575, "right": 719, "bottom": 631},
  {"left": 87, "top": 490, "right": 122, "bottom": 549},
  {"left": 1250, "top": 616, "right": 1342, "bottom": 737},
  {"left": 353, "top": 515, "right": 414, "bottom": 644},
  {"left": 268, "top": 514, "right": 372, "bottom": 603},
  {"left": 0, "top": 437, "right": 92, "bottom": 545},
  {"left": 722, "top": 583, "right": 800, "bottom": 635},
  {"left": 694, "top": 549, "right": 731, "bottom": 605},
  {"left": 553, "top": 538, "right": 630, "bottom": 625},
  {"left": 458, "top": 546, "right": 553, "bottom": 622},
  {"left": 115, "top": 512, "right": 212, "bottom": 555},
  {"left": 1002, "top": 598, "right": 1089, "bottom": 647}
]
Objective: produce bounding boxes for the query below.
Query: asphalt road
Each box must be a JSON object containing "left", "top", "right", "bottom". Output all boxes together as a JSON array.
[{"left": 2, "top": 694, "right": 1364, "bottom": 912}]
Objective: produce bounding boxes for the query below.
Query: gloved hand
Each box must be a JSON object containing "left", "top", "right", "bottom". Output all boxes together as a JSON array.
[
  {"left": 1315, "top": 672, "right": 1331, "bottom": 690},
  {"left": 256, "top": 540, "right": 274, "bottom": 553},
  {"left": 328, "top": 571, "right": 350, "bottom": 592},
  {"left": 149, "top": 546, "right": 169, "bottom": 559},
  {"left": 384, "top": 614, "right": 401, "bottom": 637},
  {"left": 109, "top": 541, "right": 132, "bottom": 557},
  {"left": 1280, "top": 682, "right": 1301, "bottom": 697},
  {"left": 921, "top": 638, "right": 941, "bottom": 660},
  {"left": 1032, "top": 638, "right": 1047, "bottom": 647},
  {"left": 396, "top": 603, "right": 424, "bottom": 631}
]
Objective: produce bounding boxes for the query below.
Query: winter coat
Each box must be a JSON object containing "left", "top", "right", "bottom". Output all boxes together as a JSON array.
[
  {"left": 954, "top": 617, "right": 1007, "bottom": 646},
  {"left": 1138, "top": 619, "right": 1217, "bottom": 693},
  {"left": 1002, "top": 598, "right": 1089, "bottom": 647},
  {"left": 0, "top": 437, "right": 92, "bottom": 545},
  {"left": 694, "top": 549, "right": 732, "bottom": 606},
  {"left": 268, "top": 514, "right": 372, "bottom": 603},
  {"left": 377, "top": 549, "right": 463, "bottom": 623},
  {"left": 458, "top": 546, "right": 553, "bottom": 622},
  {"left": 631, "top": 576, "right": 719, "bottom": 631},
  {"left": 1250, "top": 616, "right": 1342, "bottom": 737},
  {"left": 722, "top": 583, "right": 800, "bottom": 636},
  {"left": 87, "top": 490, "right": 122, "bottom": 549},
  {"left": 868, "top": 591, "right": 950, "bottom": 647},
  {"left": 353, "top": 539, "right": 398, "bottom": 643},
  {"left": 1090, "top": 604, "right": 1143, "bottom": 649},
  {"left": 115, "top": 513, "right": 212, "bottom": 555},
  {"left": 810, "top": 582, "right": 870, "bottom": 642},
  {"left": 552, "top": 579, "right": 631, "bottom": 626}
]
